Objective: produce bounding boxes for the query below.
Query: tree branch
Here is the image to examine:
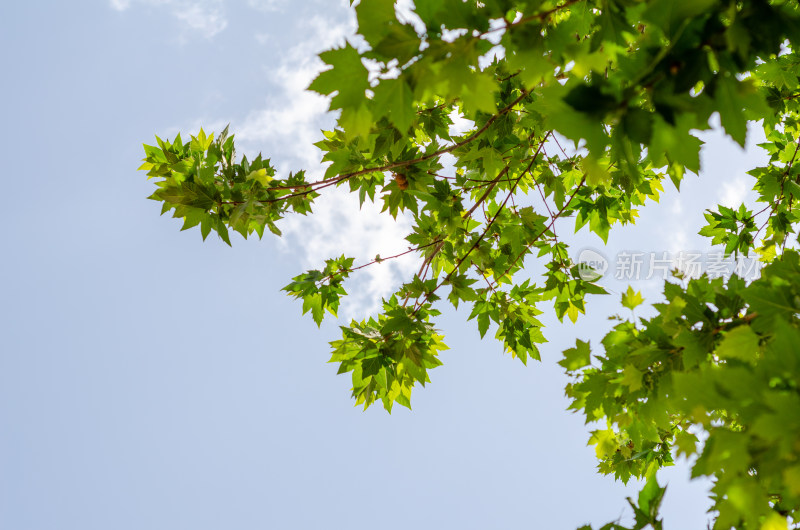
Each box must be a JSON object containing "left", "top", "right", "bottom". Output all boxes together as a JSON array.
[
  {"left": 491, "top": 174, "right": 587, "bottom": 288},
  {"left": 412, "top": 134, "right": 551, "bottom": 312},
  {"left": 262, "top": 87, "right": 533, "bottom": 193}
]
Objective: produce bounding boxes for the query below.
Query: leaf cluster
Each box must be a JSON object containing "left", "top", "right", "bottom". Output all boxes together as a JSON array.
[
  {"left": 565, "top": 253, "right": 800, "bottom": 528},
  {"left": 140, "top": 1, "right": 800, "bottom": 527}
]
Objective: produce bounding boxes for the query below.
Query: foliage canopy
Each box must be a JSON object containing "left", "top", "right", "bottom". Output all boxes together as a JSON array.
[{"left": 140, "top": 0, "right": 800, "bottom": 528}]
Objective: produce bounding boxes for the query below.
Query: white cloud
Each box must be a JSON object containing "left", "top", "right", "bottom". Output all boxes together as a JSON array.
[
  {"left": 159, "top": 4, "right": 421, "bottom": 316},
  {"left": 173, "top": 1, "right": 226, "bottom": 36},
  {"left": 247, "top": 0, "right": 286, "bottom": 12},
  {"left": 108, "top": 0, "right": 227, "bottom": 38},
  {"left": 657, "top": 193, "right": 689, "bottom": 252},
  {"left": 233, "top": 13, "right": 418, "bottom": 317},
  {"left": 448, "top": 112, "right": 474, "bottom": 137},
  {"left": 280, "top": 190, "right": 417, "bottom": 318},
  {"left": 236, "top": 15, "right": 351, "bottom": 166},
  {"left": 719, "top": 175, "right": 750, "bottom": 208},
  {"left": 110, "top": 0, "right": 132, "bottom": 10},
  {"left": 667, "top": 225, "right": 690, "bottom": 254}
]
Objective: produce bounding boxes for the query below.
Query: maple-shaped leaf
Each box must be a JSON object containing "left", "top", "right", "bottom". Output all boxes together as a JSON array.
[
  {"left": 559, "top": 339, "right": 592, "bottom": 371},
  {"left": 621, "top": 286, "right": 644, "bottom": 311},
  {"left": 308, "top": 44, "right": 369, "bottom": 112},
  {"left": 620, "top": 364, "right": 643, "bottom": 392}
]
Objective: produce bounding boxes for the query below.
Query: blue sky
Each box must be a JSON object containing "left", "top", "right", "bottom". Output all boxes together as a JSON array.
[{"left": 0, "top": 1, "right": 768, "bottom": 528}]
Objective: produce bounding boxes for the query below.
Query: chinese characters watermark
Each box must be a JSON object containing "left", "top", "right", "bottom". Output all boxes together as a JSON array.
[{"left": 575, "top": 249, "right": 763, "bottom": 282}]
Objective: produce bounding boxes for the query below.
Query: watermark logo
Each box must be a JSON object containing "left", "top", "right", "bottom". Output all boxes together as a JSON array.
[
  {"left": 573, "top": 248, "right": 763, "bottom": 282},
  {"left": 577, "top": 248, "right": 609, "bottom": 281}
]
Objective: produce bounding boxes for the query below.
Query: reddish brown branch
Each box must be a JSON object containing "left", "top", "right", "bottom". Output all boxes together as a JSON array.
[
  {"left": 411, "top": 133, "right": 551, "bottom": 312},
  {"left": 490, "top": 174, "right": 587, "bottom": 288}
]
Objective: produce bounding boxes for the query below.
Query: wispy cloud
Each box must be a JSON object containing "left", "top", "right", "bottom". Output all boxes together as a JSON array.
[
  {"left": 718, "top": 174, "right": 751, "bottom": 209},
  {"left": 174, "top": 1, "right": 226, "bottom": 35},
  {"left": 279, "top": 190, "right": 417, "bottom": 318},
  {"left": 233, "top": 13, "right": 417, "bottom": 317},
  {"left": 108, "top": 0, "right": 227, "bottom": 38},
  {"left": 235, "top": 15, "right": 349, "bottom": 168},
  {"left": 158, "top": 6, "right": 417, "bottom": 316},
  {"left": 109, "top": 0, "right": 132, "bottom": 10},
  {"left": 247, "top": 0, "right": 287, "bottom": 12}
]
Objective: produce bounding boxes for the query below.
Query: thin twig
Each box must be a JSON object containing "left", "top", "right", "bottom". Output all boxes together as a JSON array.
[
  {"left": 412, "top": 134, "right": 551, "bottom": 313},
  {"left": 490, "top": 174, "right": 587, "bottom": 288},
  {"left": 263, "top": 88, "right": 533, "bottom": 193}
]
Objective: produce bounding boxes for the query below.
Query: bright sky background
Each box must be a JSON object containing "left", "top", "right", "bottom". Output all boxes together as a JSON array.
[{"left": 1, "top": 1, "right": 769, "bottom": 528}]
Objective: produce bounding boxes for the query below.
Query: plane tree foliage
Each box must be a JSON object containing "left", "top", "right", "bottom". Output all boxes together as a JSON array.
[{"left": 139, "top": 0, "right": 800, "bottom": 528}]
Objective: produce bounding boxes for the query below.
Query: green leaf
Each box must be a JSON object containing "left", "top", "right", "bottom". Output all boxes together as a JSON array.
[
  {"left": 583, "top": 156, "right": 611, "bottom": 187},
  {"left": 340, "top": 103, "right": 374, "bottom": 140},
  {"left": 621, "top": 286, "right": 644, "bottom": 311},
  {"left": 538, "top": 83, "right": 609, "bottom": 155},
  {"left": 761, "top": 513, "right": 789, "bottom": 530},
  {"left": 559, "top": 339, "right": 592, "bottom": 371},
  {"left": 649, "top": 116, "right": 703, "bottom": 173},
  {"left": 674, "top": 431, "right": 699, "bottom": 458},
  {"left": 590, "top": 429, "right": 618, "bottom": 459},
  {"left": 716, "top": 325, "right": 760, "bottom": 363},
  {"left": 355, "top": 0, "right": 396, "bottom": 45},
  {"left": 361, "top": 356, "right": 383, "bottom": 377},
  {"left": 714, "top": 75, "right": 748, "bottom": 147},
  {"left": 308, "top": 44, "right": 369, "bottom": 111},
  {"left": 633, "top": 472, "right": 666, "bottom": 527},
  {"left": 459, "top": 72, "right": 498, "bottom": 115},
  {"left": 246, "top": 168, "right": 273, "bottom": 186},
  {"left": 373, "top": 79, "right": 415, "bottom": 133},
  {"left": 477, "top": 312, "right": 490, "bottom": 338},
  {"left": 373, "top": 24, "right": 421, "bottom": 65},
  {"left": 620, "top": 364, "right": 643, "bottom": 392}
]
